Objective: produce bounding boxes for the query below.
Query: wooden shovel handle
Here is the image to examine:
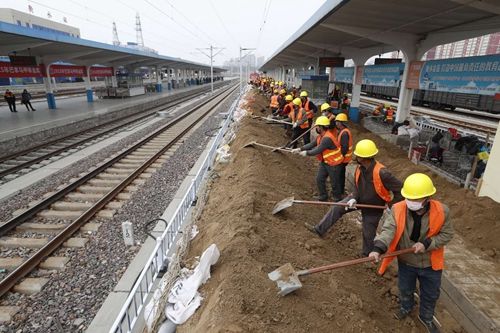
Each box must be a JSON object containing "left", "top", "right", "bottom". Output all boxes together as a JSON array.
[
  {"left": 293, "top": 200, "right": 386, "bottom": 210},
  {"left": 297, "top": 248, "right": 414, "bottom": 276}
]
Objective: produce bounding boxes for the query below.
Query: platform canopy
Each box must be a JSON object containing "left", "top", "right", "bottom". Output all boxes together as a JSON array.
[
  {"left": 261, "top": 0, "right": 500, "bottom": 70},
  {"left": 0, "top": 21, "right": 224, "bottom": 72}
]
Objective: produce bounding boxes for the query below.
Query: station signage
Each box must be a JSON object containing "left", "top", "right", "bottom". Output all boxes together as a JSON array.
[
  {"left": 319, "top": 57, "right": 345, "bottom": 67},
  {"left": 374, "top": 58, "right": 402, "bottom": 65},
  {"left": 0, "top": 62, "right": 43, "bottom": 78},
  {"left": 0, "top": 63, "right": 115, "bottom": 78},
  {"left": 89, "top": 67, "right": 114, "bottom": 77},
  {"left": 9, "top": 55, "right": 37, "bottom": 66}
]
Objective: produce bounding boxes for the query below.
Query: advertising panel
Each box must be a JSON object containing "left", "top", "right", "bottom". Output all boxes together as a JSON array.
[
  {"left": 406, "top": 61, "right": 424, "bottom": 89},
  {"left": 418, "top": 55, "right": 500, "bottom": 96},
  {"left": 331, "top": 67, "right": 354, "bottom": 83},
  {"left": 362, "top": 63, "right": 404, "bottom": 87}
]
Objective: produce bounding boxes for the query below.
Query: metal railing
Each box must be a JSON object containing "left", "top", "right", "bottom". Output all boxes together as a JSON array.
[{"left": 109, "top": 93, "right": 241, "bottom": 333}]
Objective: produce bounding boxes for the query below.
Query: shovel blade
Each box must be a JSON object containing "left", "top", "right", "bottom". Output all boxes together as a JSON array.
[
  {"left": 272, "top": 197, "right": 295, "bottom": 215},
  {"left": 243, "top": 141, "right": 256, "bottom": 148},
  {"left": 268, "top": 263, "right": 302, "bottom": 296}
]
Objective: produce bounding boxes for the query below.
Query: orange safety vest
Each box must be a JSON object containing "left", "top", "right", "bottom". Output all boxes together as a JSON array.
[
  {"left": 289, "top": 107, "right": 309, "bottom": 129},
  {"left": 386, "top": 108, "right": 394, "bottom": 121},
  {"left": 315, "top": 130, "right": 343, "bottom": 166},
  {"left": 338, "top": 128, "right": 353, "bottom": 163},
  {"left": 373, "top": 106, "right": 381, "bottom": 116},
  {"left": 270, "top": 95, "right": 279, "bottom": 108},
  {"left": 282, "top": 102, "right": 293, "bottom": 115},
  {"left": 354, "top": 161, "right": 392, "bottom": 202},
  {"left": 303, "top": 100, "right": 314, "bottom": 119},
  {"left": 378, "top": 200, "right": 446, "bottom": 275}
]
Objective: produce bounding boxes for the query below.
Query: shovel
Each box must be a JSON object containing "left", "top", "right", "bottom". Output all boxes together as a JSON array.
[
  {"left": 243, "top": 141, "right": 294, "bottom": 154},
  {"left": 273, "top": 126, "right": 314, "bottom": 152},
  {"left": 268, "top": 248, "right": 414, "bottom": 296},
  {"left": 272, "top": 196, "right": 386, "bottom": 215}
]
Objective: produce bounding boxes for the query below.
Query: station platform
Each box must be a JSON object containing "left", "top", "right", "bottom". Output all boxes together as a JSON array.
[{"left": 0, "top": 84, "right": 208, "bottom": 142}]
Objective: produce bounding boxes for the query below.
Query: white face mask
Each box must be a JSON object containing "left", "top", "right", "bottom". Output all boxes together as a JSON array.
[{"left": 405, "top": 199, "right": 424, "bottom": 211}]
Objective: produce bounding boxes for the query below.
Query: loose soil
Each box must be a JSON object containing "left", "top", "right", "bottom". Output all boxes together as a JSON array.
[{"left": 176, "top": 89, "right": 497, "bottom": 332}]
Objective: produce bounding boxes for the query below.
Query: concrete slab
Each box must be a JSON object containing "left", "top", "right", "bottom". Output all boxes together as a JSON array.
[
  {"left": 38, "top": 210, "right": 82, "bottom": 219},
  {"left": 13, "top": 278, "right": 49, "bottom": 294},
  {"left": 85, "top": 291, "right": 129, "bottom": 333},
  {"left": 0, "top": 257, "right": 23, "bottom": 270},
  {"left": 0, "top": 306, "right": 20, "bottom": 323},
  {"left": 0, "top": 237, "right": 47, "bottom": 248},
  {"left": 39, "top": 256, "right": 70, "bottom": 270},
  {"left": 80, "top": 223, "right": 101, "bottom": 232},
  {"left": 63, "top": 237, "right": 88, "bottom": 248},
  {"left": 16, "top": 222, "right": 66, "bottom": 233}
]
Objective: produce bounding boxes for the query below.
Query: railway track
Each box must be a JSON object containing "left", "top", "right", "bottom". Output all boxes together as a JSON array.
[
  {"left": 0, "top": 83, "right": 227, "bottom": 184},
  {"left": 360, "top": 97, "right": 497, "bottom": 136},
  {"left": 0, "top": 84, "right": 237, "bottom": 300}
]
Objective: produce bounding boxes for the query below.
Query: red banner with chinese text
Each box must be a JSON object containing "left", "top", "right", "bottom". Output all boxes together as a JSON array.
[
  {"left": 0, "top": 62, "right": 43, "bottom": 78},
  {"left": 89, "top": 67, "right": 114, "bottom": 77}
]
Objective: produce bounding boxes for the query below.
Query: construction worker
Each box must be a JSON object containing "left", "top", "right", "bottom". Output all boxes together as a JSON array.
[
  {"left": 305, "top": 139, "right": 403, "bottom": 256},
  {"left": 292, "top": 116, "right": 343, "bottom": 201},
  {"left": 300, "top": 91, "right": 318, "bottom": 128},
  {"left": 269, "top": 90, "right": 280, "bottom": 114},
  {"left": 277, "top": 89, "right": 287, "bottom": 114},
  {"left": 373, "top": 103, "right": 383, "bottom": 116},
  {"left": 369, "top": 173, "right": 453, "bottom": 333},
  {"left": 288, "top": 98, "right": 310, "bottom": 148},
  {"left": 320, "top": 103, "right": 338, "bottom": 137},
  {"left": 335, "top": 113, "right": 353, "bottom": 195},
  {"left": 340, "top": 93, "right": 350, "bottom": 114},
  {"left": 385, "top": 105, "right": 394, "bottom": 124},
  {"left": 281, "top": 94, "right": 294, "bottom": 117}
]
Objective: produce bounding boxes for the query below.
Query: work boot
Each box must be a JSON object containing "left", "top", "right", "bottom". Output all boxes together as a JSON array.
[
  {"left": 418, "top": 316, "right": 441, "bottom": 333},
  {"left": 313, "top": 195, "right": 328, "bottom": 202},
  {"left": 393, "top": 307, "right": 413, "bottom": 320},
  {"left": 304, "top": 223, "right": 321, "bottom": 237}
]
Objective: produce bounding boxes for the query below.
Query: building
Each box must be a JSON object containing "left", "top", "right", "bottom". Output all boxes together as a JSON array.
[
  {"left": 422, "top": 32, "right": 500, "bottom": 60},
  {"left": 0, "top": 8, "right": 80, "bottom": 38}
]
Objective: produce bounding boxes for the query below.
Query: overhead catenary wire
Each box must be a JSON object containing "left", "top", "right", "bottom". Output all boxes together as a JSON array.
[
  {"left": 208, "top": 0, "right": 240, "bottom": 47},
  {"left": 255, "top": 0, "right": 272, "bottom": 51}
]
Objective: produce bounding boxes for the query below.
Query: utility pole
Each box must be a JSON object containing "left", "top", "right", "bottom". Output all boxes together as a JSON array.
[
  {"left": 239, "top": 47, "right": 255, "bottom": 94},
  {"left": 196, "top": 45, "right": 225, "bottom": 93}
]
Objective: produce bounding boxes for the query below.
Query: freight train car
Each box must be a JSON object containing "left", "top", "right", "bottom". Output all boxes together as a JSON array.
[{"left": 330, "top": 54, "right": 500, "bottom": 113}]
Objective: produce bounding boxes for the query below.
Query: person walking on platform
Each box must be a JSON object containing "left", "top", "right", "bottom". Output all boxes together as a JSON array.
[
  {"left": 21, "top": 89, "right": 35, "bottom": 111},
  {"left": 300, "top": 90, "right": 318, "bottom": 127},
  {"left": 305, "top": 139, "right": 403, "bottom": 256},
  {"left": 335, "top": 113, "right": 353, "bottom": 195},
  {"left": 269, "top": 89, "right": 280, "bottom": 114},
  {"left": 369, "top": 173, "right": 453, "bottom": 333},
  {"left": 340, "top": 93, "right": 350, "bottom": 114},
  {"left": 4, "top": 89, "right": 16, "bottom": 112},
  {"left": 289, "top": 97, "right": 310, "bottom": 148},
  {"left": 292, "top": 116, "right": 343, "bottom": 202}
]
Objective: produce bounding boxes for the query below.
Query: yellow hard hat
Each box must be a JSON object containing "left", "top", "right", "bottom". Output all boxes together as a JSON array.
[
  {"left": 292, "top": 97, "right": 302, "bottom": 106},
  {"left": 280, "top": 89, "right": 286, "bottom": 94},
  {"left": 315, "top": 115, "right": 330, "bottom": 126},
  {"left": 300, "top": 91, "right": 308, "bottom": 97},
  {"left": 353, "top": 139, "right": 378, "bottom": 158},
  {"left": 385, "top": 104, "right": 390, "bottom": 108},
  {"left": 273, "top": 89, "right": 278, "bottom": 93},
  {"left": 320, "top": 103, "right": 331, "bottom": 112},
  {"left": 335, "top": 113, "right": 348, "bottom": 122},
  {"left": 285, "top": 94, "right": 293, "bottom": 101},
  {"left": 401, "top": 173, "right": 437, "bottom": 199}
]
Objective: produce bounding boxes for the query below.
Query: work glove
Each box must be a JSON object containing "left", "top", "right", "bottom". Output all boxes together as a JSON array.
[
  {"left": 345, "top": 198, "right": 357, "bottom": 211},
  {"left": 368, "top": 251, "right": 380, "bottom": 263},
  {"left": 291, "top": 148, "right": 301, "bottom": 154},
  {"left": 299, "top": 151, "right": 307, "bottom": 157},
  {"left": 293, "top": 122, "right": 298, "bottom": 128}
]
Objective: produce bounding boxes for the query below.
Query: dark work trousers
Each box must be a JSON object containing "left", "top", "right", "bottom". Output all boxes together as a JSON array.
[
  {"left": 316, "top": 162, "right": 339, "bottom": 200},
  {"left": 308, "top": 118, "right": 313, "bottom": 127},
  {"left": 398, "top": 261, "right": 442, "bottom": 322},
  {"left": 315, "top": 199, "right": 384, "bottom": 255},
  {"left": 23, "top": 101, "right": 35, "bottom": 111},
  {"left": 7, "top": 101, "right": 16, "bottom": 112},
  {"left": 291, "top": 127, "right": 310, "bottom": 148},
  {"left": 338, "top": 163, "right": 347, "bottom": 195}
]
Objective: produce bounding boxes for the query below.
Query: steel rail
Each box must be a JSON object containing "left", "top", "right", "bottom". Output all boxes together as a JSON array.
[
  {"left": 0, "top": 82, "right": 227, "bottom": 166},
  {"left": 0, "top": 84, "right": 237, "bottom": 298}
]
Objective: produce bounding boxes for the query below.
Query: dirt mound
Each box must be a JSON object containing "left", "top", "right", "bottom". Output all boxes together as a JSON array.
[{"left": 177, "top": 91, "right": 464, "bottom": 333}]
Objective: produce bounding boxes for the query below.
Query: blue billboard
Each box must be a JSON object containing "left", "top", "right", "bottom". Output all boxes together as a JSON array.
[
  {"left": 362, "top": 63, "right": 404, "bottom": 87},
  {"left": 419, "top": 55, "right": 500, "bottom": 96},
  {"left": 331, "top": 67, "right": 354, "bottom": 83}
]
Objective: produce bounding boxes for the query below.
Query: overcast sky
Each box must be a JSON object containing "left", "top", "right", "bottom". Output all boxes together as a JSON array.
[{"left": 0, "top": 0, "right": 327, "bottom": 66}]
